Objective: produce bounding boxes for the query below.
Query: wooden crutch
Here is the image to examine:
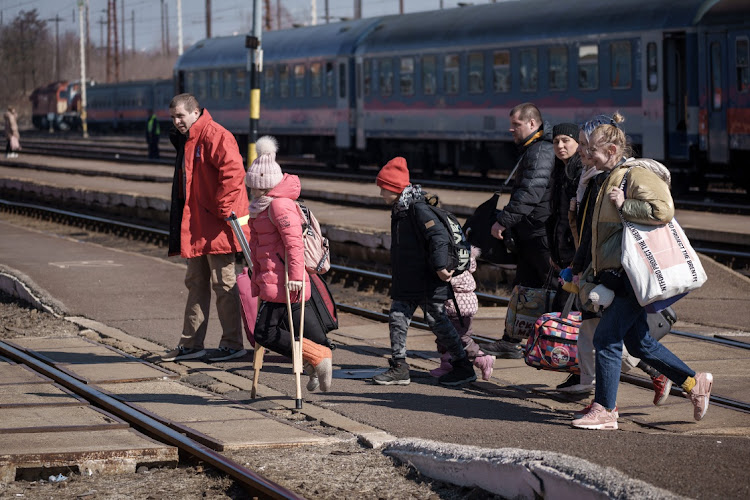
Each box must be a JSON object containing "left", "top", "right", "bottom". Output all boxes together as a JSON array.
[
  {"left": 227, "top": 212, "right": 264, "bottom": 399},
  {"left": 285, "top": 251, "right": 305, "bottom": 409}
]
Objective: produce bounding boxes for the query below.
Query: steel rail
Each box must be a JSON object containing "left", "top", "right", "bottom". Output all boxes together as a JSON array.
[{"left": 0, "top": 340, "right": 304, "bottom": 500}]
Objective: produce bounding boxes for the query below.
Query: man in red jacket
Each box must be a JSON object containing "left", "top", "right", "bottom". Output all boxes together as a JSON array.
[{"left": 162, "top": 93, "right": 250, "bottom": 363}]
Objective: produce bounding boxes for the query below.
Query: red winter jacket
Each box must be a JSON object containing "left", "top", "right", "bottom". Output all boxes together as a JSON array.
[
  {"left": 175, "top": 109, "right": 250, "bottom": 258},
  {"left": 248, "top": 174, "right": 311, "bottom": 303}
]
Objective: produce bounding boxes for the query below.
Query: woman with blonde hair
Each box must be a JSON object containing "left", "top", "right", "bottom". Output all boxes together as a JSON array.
[{"left": 571, "top": 113, "right": 713, "bottom": 430}]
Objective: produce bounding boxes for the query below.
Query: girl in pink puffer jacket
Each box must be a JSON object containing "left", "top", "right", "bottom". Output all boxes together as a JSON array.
[
  {"left": 430, "top": 246, "right": 496, "bottom": 380},
  {"left": 246, "top": 136, "right": 333, "bottom": 392}
]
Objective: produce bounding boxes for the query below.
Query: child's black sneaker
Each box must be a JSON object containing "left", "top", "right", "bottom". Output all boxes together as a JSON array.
[
  {"left": 438, "top": 357, "right": 477, "bottom": 386},
  {"left": 373, "top": 359, "right": 411, "bottom": 385}
]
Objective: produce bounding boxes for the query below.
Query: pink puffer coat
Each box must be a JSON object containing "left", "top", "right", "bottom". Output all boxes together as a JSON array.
[{"left": 248, "top": 174, "right": 311, "bottom": 303}]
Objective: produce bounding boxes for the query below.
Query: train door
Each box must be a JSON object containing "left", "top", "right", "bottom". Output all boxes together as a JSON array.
[
  {"left": 706, "top": 32, "right": 729, "bottom": 164},
  {"left": 335, "top": 57, "right": 350, "bottom": 149},
  {"left": 355, "top": 56, "right": 366, "bottom": 150},
  {"left": 664, "top": 34, "right": 688, "bottom": 160},
  {"left": 641, "top": 33, "right": 665, "bottom": 160}
]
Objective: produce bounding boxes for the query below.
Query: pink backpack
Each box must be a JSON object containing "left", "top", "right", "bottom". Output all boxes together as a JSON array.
[{"left": 297, "top": 202, "right": 330, "bottom": 274}]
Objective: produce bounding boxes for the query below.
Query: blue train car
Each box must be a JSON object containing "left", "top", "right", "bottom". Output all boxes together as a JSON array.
[
  {"left": 27, "top": 0, "right": 743, "bottom": 188},
  {"left": 174, "top": 17, "right": 380, "bottom": 160},
  {"left": 86, "top": 79, "right": 173, "bottom": 132},
  {"left": 171, "top": 0, "right": 749, "bottom": 188}
]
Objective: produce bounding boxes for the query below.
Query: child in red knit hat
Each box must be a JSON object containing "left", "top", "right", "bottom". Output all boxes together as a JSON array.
[{"left": 372, "top": 157, "right": 478, "bottom": 387}]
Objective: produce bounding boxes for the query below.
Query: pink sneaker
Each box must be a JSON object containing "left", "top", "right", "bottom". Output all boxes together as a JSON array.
[
  {"left": 571, "top": 402, "right": 618, "bottom": 430},
  {"left": 688, "top": 372, "right": 713, "bottom": 421},
  {"left": 652, "top": 374, "right": 672, "bottom": 406},
  {"left": 473, "top": 354, "right": 495, "bottom": 380},
  {"left": 430, "top": 352, "right": 452, "bottom": 378},
  {"left": 573, "top": 402, "right": 618, "bottom": 419}
]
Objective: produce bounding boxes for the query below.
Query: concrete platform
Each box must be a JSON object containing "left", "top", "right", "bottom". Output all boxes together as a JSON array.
[{"left": 2, "top": 155, "right": 750, "bottom": 496}]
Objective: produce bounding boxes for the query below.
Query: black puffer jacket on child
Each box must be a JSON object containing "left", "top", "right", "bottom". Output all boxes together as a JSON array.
[{"left": 390, "top": 193, "right": 453, "bottom": 302}]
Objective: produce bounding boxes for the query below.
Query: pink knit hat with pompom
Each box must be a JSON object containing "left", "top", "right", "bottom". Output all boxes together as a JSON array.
[{"left": 246, "top": 136, "right": 283, "bottom": 190}]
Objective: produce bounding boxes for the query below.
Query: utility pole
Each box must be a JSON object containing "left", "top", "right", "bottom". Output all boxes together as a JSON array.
[
  {"left": 277, "top": 1, "right": 280, "bottom": 30},
  {"left": 160, "top": 0, "right": 165, "bottom": 54},
  {"left": 113, "top": 0, "right": 119, "bottom": 82},
  {"left": 47, "top": 15, "right": 62, "bottom": 81},
  {"left": 177, "top": 0, "right": 183, "bottom": 56},
  {"left": 106, "top": 1, "right": 112, "bottom": 83},
  {"left": 120, "top": 0, "right": 125, "bottom": 63},
  {"left": 98, "top": 15, "right": 104, "bottom": 47},
  {"left": 325, "top": 0, "right": 329, "bottom": 24},
  {"left": 399, "top": 0, "right": 404, "bottom": 15},
  {"left": 131, "top": 10, "right": 135, "bottom": 54},
  {"left": 78, "top": 0, "right": 89, "bottom": 138},
  {"left": 354, "top": 1, "right": 361, "bottom": 19},
  {"left": 165, "top": 2, "right": 170, "bottom": 55},
  {"left": 247, "top": 0, "right": 263, "bottom": 164},
  {"left": 311, "top": 0, "right": 316, "bottom": 25},
  {"left": 206, "top": 0, "right": 212, "bottom": 39},
  {"left": 263, "top": 0, "right": 271, "bottom": 31}
]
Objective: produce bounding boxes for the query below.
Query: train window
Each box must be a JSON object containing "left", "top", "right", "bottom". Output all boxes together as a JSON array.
[
  {"left": 737, "top": 38, "right": 749, "bottom": 93},
  {"left": 279, "top": 65, "right": 290, "bottom": 98},
  {"left": 610, "top": 41, "right": 632, "bottom": 89},
  {"left": 186, "top": 72, "right": 195, "bottom": 94},
  {"left": 422, "top": 55, "right": 436, "bottom": 95},
  {"left": 400, "top": 57, "right": 415, "bottom": 96},
  {"left": 468, "top": 53, "right": 484, "bottom": 94},
  {"left": 339, "top": 63, "right": 346, "bottom": 99},
  {"left": 210, "top": 71, "right": 220, "bottom": 99},
  {"left": 363, "top": 59, "right": 372, "bottom": 96},
  {"left": 236, "top": 69, "right": 246, "bottom": 98},
  {"left": 444, "top": 54, "right": 459, "bottom": 94},
  {"left": 197, "top": 71, "right": 207, "bottom": 100},
  {"left": 223, "top": 71, "right": 232, "bottom": 100},
  {"left": 578, "top": 44, "right": 599, "bottom": 90},
  {"left": 519, "top": 48, "right": 538, "bottom": 92},
  {"left": 647, "top": 42, "right": 658, "bottom": 91},
  {"left": 263, "top": 66, "right": 274, "bottom": 97},
  {"left": 710, "top": 42, "right": 722, "bottom": 110},
  {"left": 548, "top": 47, "right": 567, "bottom": 91},
  {"left": 493, "top": 51, "right": 510, "bottom": 92},
  {"left": 326, "top": 62, "right": 335, "bottom": 97},
  {"left": 294, "top": 64, "right": 306, "bottom": 98},
  {"left": 380, "top": 58, "right": 393, "bottom": 97},
  {"left": 311, "top": 62, "right": 322, "bottom": 97}
]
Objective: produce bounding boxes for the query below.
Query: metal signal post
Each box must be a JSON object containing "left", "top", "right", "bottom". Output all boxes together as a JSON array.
[
  {"left": 78, "top": 0, "right": 89, "bottom": 138},
  {"left": 247, "top": 0, "right": 263, "bottom": 166}
]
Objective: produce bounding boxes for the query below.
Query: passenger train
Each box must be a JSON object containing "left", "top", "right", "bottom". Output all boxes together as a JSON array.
[{"left": 31, "top": 0, "right": 750, "bottom": 189}]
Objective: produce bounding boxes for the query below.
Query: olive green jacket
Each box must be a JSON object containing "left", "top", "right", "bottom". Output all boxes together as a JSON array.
[{"left": 578, "top": 158, "right": 673, "bottom": 311}]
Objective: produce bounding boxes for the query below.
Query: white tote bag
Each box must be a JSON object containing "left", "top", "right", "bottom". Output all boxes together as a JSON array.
[{"left": 618, "top": 170, "right": 707, "bottom": 307}]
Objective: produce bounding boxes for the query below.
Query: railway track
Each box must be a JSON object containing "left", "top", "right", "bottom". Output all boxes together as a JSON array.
[
  {"left": 12, "top": 134, "right": 750, "bottom": 213},
  {"left": 1, "top": 199, "right": 748, "bottom": 415},
  {"left": 0, "top": 339, "right": 303, "bottom": 499}
]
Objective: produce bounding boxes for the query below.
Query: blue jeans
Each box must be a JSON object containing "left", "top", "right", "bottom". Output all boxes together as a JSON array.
[
  {"left": 593, "top": 277, "right": 694, "bottom": 410},
  {"left": 388, "top": 300, "right": 467, "bottom": 362}
]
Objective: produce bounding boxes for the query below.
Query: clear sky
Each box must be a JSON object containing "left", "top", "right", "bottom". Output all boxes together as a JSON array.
[{"left": 0, "top": 0, "right": 480, "bottom": 52}]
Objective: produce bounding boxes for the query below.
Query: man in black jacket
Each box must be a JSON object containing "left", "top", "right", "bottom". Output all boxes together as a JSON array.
[
  {"left": 483, "top": 102, "right": 555, "bottom": 359},
  {"left": 371, "top": 157, "right": 477, "bottom": 387}
]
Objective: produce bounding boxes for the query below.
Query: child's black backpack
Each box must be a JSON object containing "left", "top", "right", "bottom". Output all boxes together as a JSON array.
[{"left": 416, "top": 195, "right": 471, "bottom": 276}]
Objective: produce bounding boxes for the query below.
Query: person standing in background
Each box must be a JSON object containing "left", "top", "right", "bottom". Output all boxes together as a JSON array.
[
  {"left": 146, "top": 109, "right": 161, "bottom": 159},
  {"left": 4, "top": 106, "right": 20, "bottom": 158}
]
